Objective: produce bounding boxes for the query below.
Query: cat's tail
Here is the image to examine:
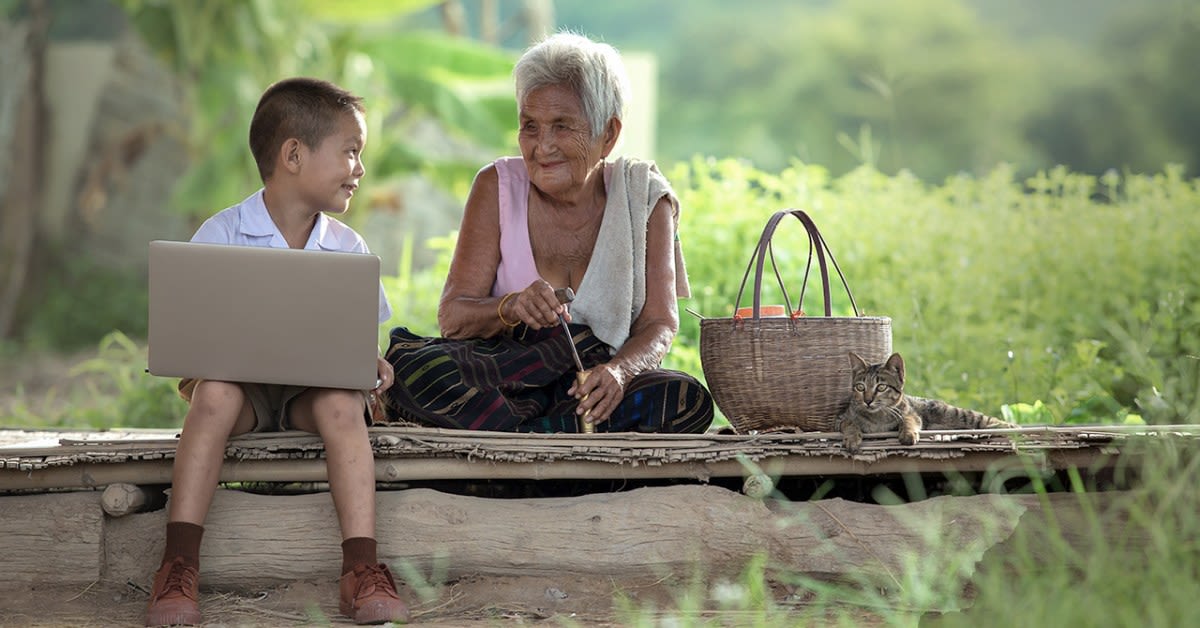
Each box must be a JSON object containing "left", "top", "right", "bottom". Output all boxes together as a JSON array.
[{"left": 909, "top": 397, "right": 1016, "bottom": 430}]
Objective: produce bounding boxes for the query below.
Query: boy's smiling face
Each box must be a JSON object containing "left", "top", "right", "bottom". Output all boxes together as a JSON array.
[{"left": 298, "top": 110, "right": 367, "bottom": 215}]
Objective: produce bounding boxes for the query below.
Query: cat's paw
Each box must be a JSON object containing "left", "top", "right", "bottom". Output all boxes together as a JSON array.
[
  {"left": 899, "top": 430, "right": 920, "bottom": 446},
  {"left": 844, "top": 435, "right": 862, "bottom": 454}
]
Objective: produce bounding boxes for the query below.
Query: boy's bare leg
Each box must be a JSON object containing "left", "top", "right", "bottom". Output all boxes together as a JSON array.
[
  {"left": 290, "top": 388, "right": 409, "bottom": 624},
  {"left": 147, "top": 381, "right": 256, "bottom": 627},
  {"left": 288, "top": 388, "right": 375, "bottom": 539},
  {"left": 170, "top": 381, "right": 258, "bottom": 524}
]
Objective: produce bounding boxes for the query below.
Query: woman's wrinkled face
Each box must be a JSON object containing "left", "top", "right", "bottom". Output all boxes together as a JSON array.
[{"left": 518, "top": 84, "right": 610, "bottom": 200}]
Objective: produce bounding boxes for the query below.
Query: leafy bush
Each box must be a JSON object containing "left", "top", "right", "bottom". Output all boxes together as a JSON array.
[
  {"left": 669, "top": 159, "right": 1199, "bottom": 424},
  {"left": 4, "top": 331, "right": 188, "bottom": 429},
  {"left": 379, "top": 232, "right": 454, "bottom": 340},
  {"left": 22, "top": 261, "right": 149, "bottom": 352}
]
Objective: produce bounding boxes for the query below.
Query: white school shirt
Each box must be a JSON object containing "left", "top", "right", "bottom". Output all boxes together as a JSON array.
[{"left": 191, "top": 189, "right": 393, "bottom": 323}]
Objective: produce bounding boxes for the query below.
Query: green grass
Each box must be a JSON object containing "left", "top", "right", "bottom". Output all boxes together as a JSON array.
[
  {"left": 669, "top": 160, "right": 1199, "bottom": 425},
  {"left": 600, "top": 435, "right": 1200, "bottom": 626},
  {"left": 1, "top": 331, "right": 187, "bottom": 429}
]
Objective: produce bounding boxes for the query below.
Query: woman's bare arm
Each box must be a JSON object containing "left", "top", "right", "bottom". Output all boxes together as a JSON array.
[
  {"left": 438, "top": 165, "right": 568, "bottom": 338},
  {"left": 437, "top": 165, "right": 513, "bottom": 339}
]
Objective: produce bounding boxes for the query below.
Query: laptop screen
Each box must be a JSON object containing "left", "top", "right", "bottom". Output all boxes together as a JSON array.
[{"left": 147, "top": 240, "right": 380, "bottom": 390}]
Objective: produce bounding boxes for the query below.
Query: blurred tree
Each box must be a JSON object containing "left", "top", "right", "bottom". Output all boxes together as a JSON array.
[
  {"left": 116, "top": 0, "right": 520, "bottom": 222},
  {"left": 658, "top": 0, "right": 1045, "bottom": 180},
  {"left": 1, "top": 0, "right": 187, "bottom": 347},
  {"left": 1025, "top": 0, "right": 1199, "bottom": 174},
  {"left": 557, "top": 0, "right": 1193, "bottom": 179},
  {"left": 0, "top": 1, "right": 47, "bottom": 341},
  {"left": 0, "top": 0, "right": 521, "bottom": 348}
]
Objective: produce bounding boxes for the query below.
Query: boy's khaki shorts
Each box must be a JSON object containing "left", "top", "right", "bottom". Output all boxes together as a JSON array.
[{"left": 178, "top": 378, "right": 377, "bottom": 432}]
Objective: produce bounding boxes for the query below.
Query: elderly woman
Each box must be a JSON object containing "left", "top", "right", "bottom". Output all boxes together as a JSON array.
[{"left": 382, "top": 33, "right": 713, "bottom": 433}]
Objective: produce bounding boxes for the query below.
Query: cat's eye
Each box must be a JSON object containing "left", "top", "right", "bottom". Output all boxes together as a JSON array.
[
  {"left": 855, "top": 383, "right": 865, "bottom": 391},
  {"left": 876, "top": 384, "right": 887, "bottom": 392}
]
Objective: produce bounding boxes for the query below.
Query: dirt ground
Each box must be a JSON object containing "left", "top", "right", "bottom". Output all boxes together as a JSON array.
[
  {"left": 3, "top": 574, "right": 639, "bottom": 627},
  {"left": 0, "top": 574, "right": 901, "bottom": 627}
]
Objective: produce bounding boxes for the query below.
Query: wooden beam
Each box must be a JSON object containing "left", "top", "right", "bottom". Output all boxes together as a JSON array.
[
  {"left": 103, "top": 485, "right": 1033, "bottom": 592},
  {"left": 0, "top": 491, "right": 102, "bottom": 590},
  {"left": 101, "top": 482, "right": 153, "bottom": 517},
  {"left": 0, "top": 447, "right": 1123, "bottom": 491}
]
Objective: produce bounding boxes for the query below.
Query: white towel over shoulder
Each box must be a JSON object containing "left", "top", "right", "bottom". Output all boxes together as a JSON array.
[{"left": 570, "top": 156, "right": 691, "bottom": 353}]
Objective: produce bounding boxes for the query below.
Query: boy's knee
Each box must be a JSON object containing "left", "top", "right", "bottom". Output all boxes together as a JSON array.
[
  {"left": 188, "top": 380, "right": 245, "bottom": 414},
  {"left": 311, "top": 389, "right": 367, "bottom": 428}
]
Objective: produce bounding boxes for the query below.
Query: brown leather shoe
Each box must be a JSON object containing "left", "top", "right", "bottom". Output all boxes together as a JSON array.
[
  {"left": 339, "top": 563, "right": 410, "bottom": 624},
  {"left": 144, "top": 557, "right": 202, "bottom": 626}
]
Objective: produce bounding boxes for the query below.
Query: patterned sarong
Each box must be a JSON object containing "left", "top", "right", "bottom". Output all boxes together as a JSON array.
[{"left": 382, "top": 323, "right": 713, "bottom": 433}]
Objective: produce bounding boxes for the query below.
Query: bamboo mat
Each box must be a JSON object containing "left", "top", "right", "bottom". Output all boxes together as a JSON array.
[{"left": 2, "top": 424, "right": 1197, "bottom": 491}]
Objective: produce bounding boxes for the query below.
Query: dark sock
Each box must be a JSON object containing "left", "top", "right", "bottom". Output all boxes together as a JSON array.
[
  {"left": 162, "top": 521, "right": 204, "bottom": 569},
  {"left": 341, "top": 537, "right": 378, "bottom": 574}
]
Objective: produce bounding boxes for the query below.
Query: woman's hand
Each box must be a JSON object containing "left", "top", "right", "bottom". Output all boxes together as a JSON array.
[
  {"left": 569, "top": 362, "right": 627, "bottom": 426},
  {"left": 501, "top": 280, "right": 572, "bottom": 330},
  {"left": 374, "top": 356, "right": 395, "bottom": 394}
]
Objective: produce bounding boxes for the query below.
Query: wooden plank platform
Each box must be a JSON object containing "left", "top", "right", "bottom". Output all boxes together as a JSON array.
[{"left": 3, "top": 424, "right": 1197, "bottom": 492}]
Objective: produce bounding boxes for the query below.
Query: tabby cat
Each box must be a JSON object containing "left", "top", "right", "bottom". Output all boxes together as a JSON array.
[{"left": 838, "top": 352, "right": 1015, "bottom": 453}]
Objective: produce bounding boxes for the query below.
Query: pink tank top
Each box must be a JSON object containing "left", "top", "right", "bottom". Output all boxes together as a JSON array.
[{"left": 491, "top": 157, "right": 540, "bottom": 297}]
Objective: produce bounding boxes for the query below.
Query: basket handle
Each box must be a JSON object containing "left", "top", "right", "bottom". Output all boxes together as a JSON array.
[{"left": 731, "top": 209, "right": 861, "bottom": 318}]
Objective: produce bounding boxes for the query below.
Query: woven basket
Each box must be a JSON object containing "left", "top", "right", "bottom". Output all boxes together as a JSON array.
[{"left": 700, "top": 210, "right": 892, "bottom": 433}]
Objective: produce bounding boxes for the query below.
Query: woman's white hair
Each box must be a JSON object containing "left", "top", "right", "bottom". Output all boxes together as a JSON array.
[{"left": 513, "top": 31, "right": 631, "bottom": 139}]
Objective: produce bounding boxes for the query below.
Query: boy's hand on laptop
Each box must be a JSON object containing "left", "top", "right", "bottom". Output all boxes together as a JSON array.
[{"left": 374, "top": 357, "right": 394, "bottom": 393}]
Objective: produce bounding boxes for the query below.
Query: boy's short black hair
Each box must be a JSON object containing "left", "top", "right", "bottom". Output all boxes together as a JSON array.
[{"left": 249, "top": 77, "right": 365, "bottom": 181}]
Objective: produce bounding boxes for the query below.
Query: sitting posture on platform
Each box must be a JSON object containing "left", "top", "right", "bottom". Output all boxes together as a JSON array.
[
  {"left": 144, "top": 78, "right": 408, "bottom": 626},
  {"left": 838, "top": 352, "right": 1016, "bottom": 454},
  {"left": 382, "top": 32, "right": 713, "bottom": 434}
]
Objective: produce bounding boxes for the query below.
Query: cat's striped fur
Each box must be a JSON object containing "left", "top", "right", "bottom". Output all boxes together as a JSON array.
[{"left": 838, "top": 352, "right": 1015, "bottom": 453}]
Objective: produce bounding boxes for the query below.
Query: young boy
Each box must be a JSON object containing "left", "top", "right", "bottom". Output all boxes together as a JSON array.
[{"left": 145, "top": 78, "right": 409, "bottom": 626}]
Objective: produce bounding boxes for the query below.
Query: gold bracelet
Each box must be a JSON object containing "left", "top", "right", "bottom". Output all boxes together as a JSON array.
[{"left": 497, "top": 292, "right": 520, "bottom": 327}]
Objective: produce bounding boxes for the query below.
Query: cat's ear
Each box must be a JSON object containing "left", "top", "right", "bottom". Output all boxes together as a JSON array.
[
  {"left": 848, "top": 351, "right": 868, "bottom": 373},
  {"left": 885, "top": 352, "right": 905, "bottom": 382}
]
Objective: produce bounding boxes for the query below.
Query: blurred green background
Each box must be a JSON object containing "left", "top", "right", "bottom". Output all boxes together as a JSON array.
[{"left": 1, "top": 0, "right": 1197, "bottom": 428}]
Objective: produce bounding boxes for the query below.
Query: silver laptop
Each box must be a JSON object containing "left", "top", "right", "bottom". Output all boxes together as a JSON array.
[{"left": 147, "top": 240, "right": 381, "bottom": 390}]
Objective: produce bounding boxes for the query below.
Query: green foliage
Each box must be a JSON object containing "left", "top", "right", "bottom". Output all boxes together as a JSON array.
[
  {"left": 1028, "top": 2, "right": 1200, "bottom": 176},
  {"left": 6, "top": 331, "right": 187, "bottom": 429},
  {"left": 355, "top": 31, "right": 517, "bottom": 195},
  {"left": 116, "top": 0, "right": 316, "bottom": 219},
  {"left": 115, "top": 0, "right": 517, "bottom": 225},
  {"left": 928, "top": 438, "right": 1200, "bottom": 627},
  {"left": 606, "top": 438, "right": 1200, "bottom": 626},
  {"left": 654, "top": 0, "right": 1045, "bottom": 179},
  {"left": 557, "top": 0, "right": 1194, "bottom": 182},
  {"left": 67, "top": 331, "right": 188, "bottom": 428},
  {"left": 22, "top": 260, "right": 148, "bottom": 352},
  {"left": 667, "top": 159, "right": 1199, "bottom": 424},
  {"left": 379, "top": 231, "right": 454, "bottom": 340},
  {"left": 298, "top": 0, "right": 441, "bottom": 23}
]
